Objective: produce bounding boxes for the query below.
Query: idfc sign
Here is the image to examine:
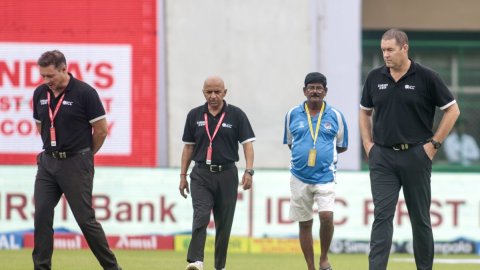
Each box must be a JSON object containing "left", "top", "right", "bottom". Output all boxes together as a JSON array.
[{"left": 0, "top": 0, "right": 158, "bottom": 166}]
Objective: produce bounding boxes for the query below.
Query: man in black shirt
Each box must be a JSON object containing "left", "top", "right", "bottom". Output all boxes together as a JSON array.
[
  {"left": 32, "top": 50, "right": 121, "bottom": 270},
  {"left": 360, "top": 29, "right": 460, "bottom": 270},
  {"left": 179, "top": 75, "right": 255, "bottom": 270}
]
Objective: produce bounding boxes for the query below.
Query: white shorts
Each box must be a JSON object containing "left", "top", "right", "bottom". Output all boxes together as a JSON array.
[{"left": 289, "top": 174, "right": 335, "bottom": 222}]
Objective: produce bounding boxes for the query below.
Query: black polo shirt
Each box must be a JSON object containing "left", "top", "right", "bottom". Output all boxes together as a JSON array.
[
  {"left": 33, "top": 73, "right": 106, "bottom": 152},
  {"left": 360, "top": 60, "right": 455, "bottom": 146},
  {"left": 182, "top": 101, "right": 256, "bottom": 164}
]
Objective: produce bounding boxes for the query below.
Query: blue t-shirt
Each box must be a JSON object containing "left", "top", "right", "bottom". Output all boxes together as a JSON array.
[{"left": 283, "top": 101, "right": 348, "bottom": 184}]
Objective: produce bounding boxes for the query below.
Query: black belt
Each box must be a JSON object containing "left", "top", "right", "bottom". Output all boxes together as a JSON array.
[
  {"left": 44, "top": 147, "right": 91, "bottom": 159},
  {"left": 196, "top": 162, "right": 235, "bottom": 172},
  {"left": 377, "top": 141, "right": 426, "bottom": 151}
]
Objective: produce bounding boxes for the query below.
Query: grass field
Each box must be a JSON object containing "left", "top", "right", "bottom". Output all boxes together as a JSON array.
[{"left": 1, "top": 249, "right": 479, "bottom": 270}]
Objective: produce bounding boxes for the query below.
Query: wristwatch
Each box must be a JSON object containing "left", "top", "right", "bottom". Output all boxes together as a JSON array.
[
  {"left": 245, "top": 169, "right": 255, "bottom": 176},
  {"left": 429, "top": 139, "right": 442, "bottom": 149}
]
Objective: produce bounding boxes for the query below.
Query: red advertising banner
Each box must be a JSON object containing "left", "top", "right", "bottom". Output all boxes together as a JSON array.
[
  {"left": 23, "top": 233, "right": 174, "bottom": 250},
  {"left": 0, "top": 0, "right": 158, "bottom": 166}
]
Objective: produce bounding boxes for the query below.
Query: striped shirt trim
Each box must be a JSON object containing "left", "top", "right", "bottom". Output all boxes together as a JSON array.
[
  {"left": 285, "top": 106, "right": 296, "bottom": 144},
  {"left": 360, "top": 104, "right": 373, "bottom": 111},
  {"left": 89, "top": 115, "right": 106, "bottom": 124},
  {"left": 240, "top": 137, "right": 256, "bottom": 144},
  {"left": 440, "top": 100, "right": 456, "bottom": 110},
  {"left": 331, "top": 108, "right": 345, "bottom": 147}
]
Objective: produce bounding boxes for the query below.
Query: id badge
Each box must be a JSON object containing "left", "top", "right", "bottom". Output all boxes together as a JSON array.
[
  {"left": 307, "top": 148, "right": 316, "bottom": 167},
  {"left": 50, "top": 127, "right": 57, "bottom": 147},
  {"left": 206, "top": 146, "right": 212, "bottom": 165}
]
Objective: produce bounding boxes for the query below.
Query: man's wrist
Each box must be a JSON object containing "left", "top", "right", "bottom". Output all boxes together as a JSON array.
[
  {"left": 245, "top": 169, "right": 254, "bottom": 176},
  {"left": 429, "top": 138, "right": 442, "bottom": 149}
]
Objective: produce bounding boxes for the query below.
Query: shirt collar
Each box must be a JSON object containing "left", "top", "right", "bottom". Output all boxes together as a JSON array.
[
  {"left": 202, "top": 100, "right": 228, "bottom": 114},
  {"left": 301, "top": 100, "right": 328, "bottom": 113},
  {"left": 381, "top": 58, "right": 417, "bottom": 78},
  {"left": 46, "top": 73, "right": 75, "bottom": 97}
]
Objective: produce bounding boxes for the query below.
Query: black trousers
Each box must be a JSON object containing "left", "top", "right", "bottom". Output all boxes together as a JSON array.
[
  {"left": 368, "top": 144, "right": 433, "bottom": 270},
  {"left": 32, "top": 151, "right": 119, "bottom": 270},
  {"left": 187, "top": 164, "right": 239, "bottom": 270}
]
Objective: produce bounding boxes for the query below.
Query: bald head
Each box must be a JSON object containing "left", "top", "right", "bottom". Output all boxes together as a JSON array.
[
  {"left": 203, "top": 75, "right": 226, "bottom": 90},
  {"left": 202, "top": 75, "right": 227, "bottom": 111}
]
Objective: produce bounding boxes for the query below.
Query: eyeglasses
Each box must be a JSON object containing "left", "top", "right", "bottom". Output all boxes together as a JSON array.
[{"left": 305, "top": 85, "right": 325, "bottom": 91}]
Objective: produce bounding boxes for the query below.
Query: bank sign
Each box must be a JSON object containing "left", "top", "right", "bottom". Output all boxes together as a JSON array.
[
  {"left": 0, "top": 0, "right": 158, "bottom": 166},
  {"left": 1, "top": 167, "right": 479, "bottom": 247}
]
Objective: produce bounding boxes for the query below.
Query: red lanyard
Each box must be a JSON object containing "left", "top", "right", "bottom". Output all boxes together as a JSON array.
[
  {"left": 47, "top": 91, "right": 65, "bottom": 128},
  {"left": 204, "top": 112, "right": 226, "bottom": 164},
  {"left": 204, "top": 112, "right": 226, "bottom": 147}
]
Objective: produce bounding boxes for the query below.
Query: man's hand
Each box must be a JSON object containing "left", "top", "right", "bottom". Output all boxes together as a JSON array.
[
  {"left": 179, "top": 177, "right": 190, "bottom": 198},
  {"left": 364, "top": 142, "right": 375, "bottom": 157},
  {"left": 241, "top": 172, "right": 252, "bottom": 190},
  {"left": 423, "top": 142, "right": 436, "bottom": 161}
]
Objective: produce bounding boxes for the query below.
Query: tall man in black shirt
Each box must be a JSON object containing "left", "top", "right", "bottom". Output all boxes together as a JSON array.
[
  {"left": 179, "top": 75, "right": 255, "bottom": 270},
  {"left": 360, "top": 29, "right": 460, "bottom": 270},
  {"left": 32, "top": 50, "right": 121, "bottom": 270}
]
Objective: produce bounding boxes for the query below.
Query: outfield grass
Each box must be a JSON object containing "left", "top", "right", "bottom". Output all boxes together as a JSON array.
[{"left": 1, "top": 249, "right": 478, "bottom": 270}]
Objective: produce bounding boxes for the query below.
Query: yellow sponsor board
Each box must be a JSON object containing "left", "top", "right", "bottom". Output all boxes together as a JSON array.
[
  {"left": 174, "top": 235, "right": 249, "bottom": 253},
  {"left": 250, "top": 238, "right": 321, "bottom": 254}
]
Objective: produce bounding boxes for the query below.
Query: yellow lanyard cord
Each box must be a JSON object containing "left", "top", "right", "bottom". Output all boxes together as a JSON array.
[{"left": 304, "top": 101, "right": 325, "bottom": 147}]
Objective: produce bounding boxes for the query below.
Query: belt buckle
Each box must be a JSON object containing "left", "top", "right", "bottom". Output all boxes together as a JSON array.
[
  {"left": 392, "top": 144, "right": 408, "bottom": 151},
  {"left": 52, "top": 151, "right": 67, "bottom": 159},
  {"left": 209, "top": 165, "right": 222, "bottom": 172}
]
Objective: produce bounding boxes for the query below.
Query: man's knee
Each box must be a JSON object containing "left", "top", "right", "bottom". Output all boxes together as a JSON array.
[
  {"left": 193, "top": 210, "right": 212, "bottom": 228},
  {"left": 299, "top": 219, "right": 313, "bottom": 230},
  {"left": 319, "top": 211, "right": 333, "bottom": 224}
]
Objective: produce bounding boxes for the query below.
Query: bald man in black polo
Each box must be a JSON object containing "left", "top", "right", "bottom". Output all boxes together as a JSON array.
[{"left": 179, "top": 75, "right": 255, "bottom": 270}]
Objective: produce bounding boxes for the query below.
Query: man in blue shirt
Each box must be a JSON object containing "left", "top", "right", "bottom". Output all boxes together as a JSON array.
[{"left": 283, "top": 72, "right": 348, "bottom": 270}]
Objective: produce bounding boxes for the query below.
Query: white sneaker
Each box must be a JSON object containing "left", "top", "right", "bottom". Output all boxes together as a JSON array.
[{"left": 185, "top": 261, "right": 203, "bottom": 270}]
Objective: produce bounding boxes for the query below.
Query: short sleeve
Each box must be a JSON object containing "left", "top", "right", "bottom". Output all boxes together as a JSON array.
[
  {"left": 236, "top": 108, "right": 255, "bottom": 144},
  {"left": 182, "top": 110, "right": 195, "bottom": 144},
  {"left": 283, "top": 110, "right": 292, "bottom": 145},
  {"left": 32, "top": 88, "right": 42, "bottom": 121},
  {"left": 428, "top": 71, "right": 455, "bottom": 109},
  {"left": 360, "top": 75, "right": 374, "bottom": 109},
  {"left": 84, "top": 87, "right": 106, "bottom": 123},
  {"left": 336, "top": 111, "right": 348, "bottom": 148}
]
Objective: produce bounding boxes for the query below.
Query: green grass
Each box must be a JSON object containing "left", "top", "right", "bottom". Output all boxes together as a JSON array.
[{"left": 1, "top": 249, "right": 478, "bottom": 270}]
